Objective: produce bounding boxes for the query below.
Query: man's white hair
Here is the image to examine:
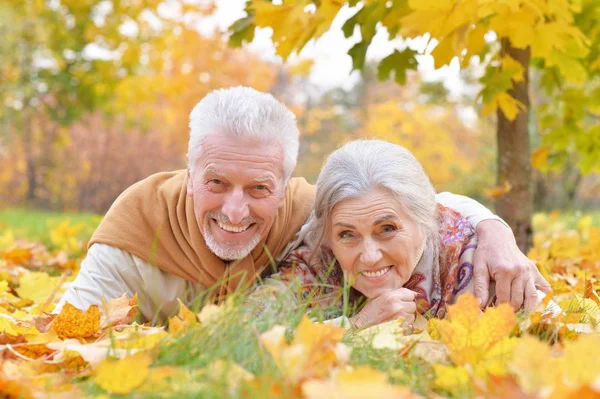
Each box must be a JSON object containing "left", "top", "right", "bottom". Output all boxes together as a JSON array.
[
  {"left": 306, "top": 139, "right": 440, "bottom": 265},
  {"left": 188, "top": 86, "right": 299, "bottom": 181}
]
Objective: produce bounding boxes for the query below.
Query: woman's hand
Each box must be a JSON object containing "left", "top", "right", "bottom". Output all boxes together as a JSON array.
[{"left": 350, "top": 288, "right": 417, "bottom": 330}]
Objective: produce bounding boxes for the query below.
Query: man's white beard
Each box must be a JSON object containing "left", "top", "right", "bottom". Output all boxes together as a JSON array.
[{"left": 202, "top": 217, "right": 262, "bottom": 261}]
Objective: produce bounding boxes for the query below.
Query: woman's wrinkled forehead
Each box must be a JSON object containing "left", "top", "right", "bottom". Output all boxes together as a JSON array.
[{"left": 329, "top": 189, "right": 414, "bottom": 227}]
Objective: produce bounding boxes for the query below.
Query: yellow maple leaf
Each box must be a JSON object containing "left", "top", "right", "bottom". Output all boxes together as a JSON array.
[
  {"left": 510, "top": 335, "right": 561, "bottom": 394},
  {"left": 430, "top": 293, "right": 517, "bottom": 371},
  {"left": 0, "top": 314, "right": 38, "bottom": 337},
  {"left": 260, "top": 316, "right": 350, "bottom": 382},
  {"left": 168, "top": 299, "right": 197, "bottom": 334},
  {"left": 0, "top": 229, "right": 15, "bottom": 252},
  {"left": 16, "top": 271, "right": 63, "bottom": 303},
  {"left": 51, "top": 303, "right": 100, "bottom": 339},
  {"left": 302, "top": 365, "right": 414, "bottom": 399},
  {"left": 430, "top": 33, "right": 458, "bottom": 69},
  {"left": 531, "top": 146, "right": 550, "bottom": 170},
  {"left": 433, "top": 364, "right": 471, "bottom": 396},
  {"left": 561, "top": 334, "right": 600, "bottom": 387},
  {"left": 48, "top": 220, "right": 83, "bottom": 252},
  {"left": 94, "top": 353, "right": 152, "bottom": 395}
]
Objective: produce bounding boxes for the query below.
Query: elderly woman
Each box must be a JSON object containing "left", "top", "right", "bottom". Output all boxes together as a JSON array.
[{"left": 247, "top": 139, "right": 510, "bottom": 329}]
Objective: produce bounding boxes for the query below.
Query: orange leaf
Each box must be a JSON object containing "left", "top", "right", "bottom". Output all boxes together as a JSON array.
[
  {"left": 484, "top": 180, "right": 512, "bottom": 199},
  {"left": 51, "top": 303, "right": 100, "bottom": 339},
  {"left": 584, "top": 280, "right": 600, "bottom": 306},
  {"left": 2, "top": 247, "right": 33, "bottom": 265}
]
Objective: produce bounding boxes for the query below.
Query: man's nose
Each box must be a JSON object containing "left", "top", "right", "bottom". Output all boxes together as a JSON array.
[
  {"left": 360, "top": 238, "right": 383, "bottom": 267},
  {"left": 221, "top": 188, "right": 250, "bottom": 224}
]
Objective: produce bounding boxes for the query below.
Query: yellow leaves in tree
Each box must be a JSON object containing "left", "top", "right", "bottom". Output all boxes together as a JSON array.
[
  {"left": 250, "top": 0, "right": 341, "bottom": 60},
  {"left": 94, "top": 353, "right": 152, "bottom": 395},
  {"left": 429, "top": 293, "right": 518, "bottom": 393},
  {"left": 531, "top": 146, "right": 550, "bottom": 170},
  {"left": 260, "top": 316, "right": 350, "bottom": 383},
  {"left": 482, "top": 92, "right": 526, "bottom": 121},
  {"left": 51, "top": 303, "right": 100, "bottom": 339}
]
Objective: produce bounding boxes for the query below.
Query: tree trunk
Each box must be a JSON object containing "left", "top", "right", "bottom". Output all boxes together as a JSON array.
[
  {"left": 21, "top": 112, "right": 37, "bottom": 204},
  {"left": 496, "top": 39, "right": 532, "bottom": 252}
]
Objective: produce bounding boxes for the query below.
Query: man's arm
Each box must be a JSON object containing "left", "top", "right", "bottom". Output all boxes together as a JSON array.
[
  {"left": 435, "top": 192, "right": 550, "bottom": 311},
  {"left": 54, "top": 244, "right": 196, "bottom": 323}
]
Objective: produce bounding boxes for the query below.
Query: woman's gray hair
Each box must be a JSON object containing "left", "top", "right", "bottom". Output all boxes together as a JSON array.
[
  {"left": 188, "top": 86, "right": 299, "bottom": 181},
  {"left": 307, "top": 139, "right": 439, "bottom": 264}
]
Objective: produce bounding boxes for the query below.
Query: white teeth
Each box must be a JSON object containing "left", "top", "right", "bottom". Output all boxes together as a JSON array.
[
  {"left": 216, "top": 220, "right": 250, "bottom": 233},
  {"left": 362, "top": 267, "right": 391, "bottom": 278}
]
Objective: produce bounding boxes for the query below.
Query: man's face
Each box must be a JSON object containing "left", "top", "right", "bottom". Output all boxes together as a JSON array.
[{"left": 187, "top": 134, "right": 286, "bottom": 260}]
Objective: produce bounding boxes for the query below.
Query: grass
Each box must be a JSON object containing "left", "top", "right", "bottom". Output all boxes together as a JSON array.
[{"left": 0, "top": 207, "right": 101, "bottom": 247}]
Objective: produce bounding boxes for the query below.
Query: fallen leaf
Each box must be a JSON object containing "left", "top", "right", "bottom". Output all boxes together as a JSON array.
[
  {"left": 51, "top": 303, "right": 100, "bottom": 339},
  {"left": 94, "top": 352, "right": 152, "bottom": 394},
  {"left": 100, "top": 293, "right": 138, "bottom": 329},
  {"left": 303, "top": 365, "right": 415, "bottom": 399}
]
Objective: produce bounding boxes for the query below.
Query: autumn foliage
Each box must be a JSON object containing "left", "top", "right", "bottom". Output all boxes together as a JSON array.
[{"left": 0, "top": 213, "right": 599, "bottom": 397}]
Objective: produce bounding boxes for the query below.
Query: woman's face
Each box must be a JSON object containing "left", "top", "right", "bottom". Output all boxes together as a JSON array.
[{"left": 327, "top": 188, "right": 424, "bottom": 299}]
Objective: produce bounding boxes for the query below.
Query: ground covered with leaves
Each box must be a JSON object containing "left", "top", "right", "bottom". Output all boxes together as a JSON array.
[{"left": 0, "top": 211, "right": 599, "bottom": 398}]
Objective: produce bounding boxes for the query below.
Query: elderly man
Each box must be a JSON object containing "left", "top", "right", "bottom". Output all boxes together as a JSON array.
[{"left": 55, "top": 86, "right": 549, "bottom": 322}]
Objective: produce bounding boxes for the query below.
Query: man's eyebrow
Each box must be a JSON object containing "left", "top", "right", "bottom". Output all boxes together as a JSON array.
[
  {"left": 204, "top": 168, "right": 229, "bottom": 178},
  {"left": 250, "top": 176, "right": 275, "bottom": 184},
  {"left": 374, "top": 214, "right": 397, "bottom": 225}
]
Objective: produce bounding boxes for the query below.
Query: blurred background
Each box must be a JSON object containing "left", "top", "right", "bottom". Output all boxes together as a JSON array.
[{"left": 0, "top": 0, "right": 598, "bottom": 217}]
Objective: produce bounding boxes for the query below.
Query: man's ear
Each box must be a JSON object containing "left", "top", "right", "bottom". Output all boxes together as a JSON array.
[{"left": 186, "top": 168, "right": 193, "bottom": 197}]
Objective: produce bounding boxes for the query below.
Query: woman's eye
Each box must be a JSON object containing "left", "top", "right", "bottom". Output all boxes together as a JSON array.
[
  {"left": 382, "top": 225, "right": 396, "bottom": 233},
  {"left": 339, "top": 231, "right": 354, "bottom": 239}
]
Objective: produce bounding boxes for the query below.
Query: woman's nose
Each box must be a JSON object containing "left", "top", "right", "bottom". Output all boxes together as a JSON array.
[{"left": 359, "top": 239, "right": 383, "bottom": 267}]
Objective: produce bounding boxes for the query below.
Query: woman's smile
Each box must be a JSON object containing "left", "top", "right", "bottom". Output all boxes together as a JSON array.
[{"left": 360, "top": 265, "right": 393, "bottom": 281}]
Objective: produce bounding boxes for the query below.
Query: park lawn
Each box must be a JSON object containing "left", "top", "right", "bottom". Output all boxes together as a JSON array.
[
  {"left": 0, "top": 207, "right": 599, "bottom": 398},
  {"left": 0, "top": 207, "right": 101, "bottom": 248}
]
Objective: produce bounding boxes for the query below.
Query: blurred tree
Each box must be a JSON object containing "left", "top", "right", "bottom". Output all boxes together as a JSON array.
[
  {"left": 230, "top": 0, "right": 600, "bottom": 251},
  {"left": 0, "top": 0, "right": 214, "bottom": 204}
]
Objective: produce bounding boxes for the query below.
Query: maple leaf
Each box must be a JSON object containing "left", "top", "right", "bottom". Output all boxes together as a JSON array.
[
  {"left": 168, "top": 299, "right": 197, "bottom": 333},
  {"left": 0, "top": 361, "right": 36, "bottom": 399},
  {"left": 15, "top": 271, "right": 63, "bottom": 304},
  {"left": 94, "top": 352, "right": 152, "bottom": 394},
  {"left": 260, "top": 316, "right": 350, "bottom": 383},
  {"left": 510, "top": 335, "right": 561, "bottom": 394},
  {"left": 429, "top": 293, "right": 519, "bottom": 393},
  {"left": 560, "top": 334, "right": 600, "bottom": 387},
  {"left": 2, "top": 247, "right": 33, "bottom": 265},
  {"left": 100, "top": 293, "right": 138, "bottom": 329},
  {"left": 51, "top": 303, "right": 100, "bottom": 339},
  {"left": 431, "top": 293, "right": 517, "bottom": 366},
  {"left": 302, "top": 365, "right": 415, "bottom": 399}
]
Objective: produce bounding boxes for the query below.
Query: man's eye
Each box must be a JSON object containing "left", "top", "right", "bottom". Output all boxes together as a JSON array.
[
  {"left": 255, "top": 185, "right": 267, "bottom": 191},
  {"left": 210, "top": 179, "right": 222, "bottom": 185}
]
